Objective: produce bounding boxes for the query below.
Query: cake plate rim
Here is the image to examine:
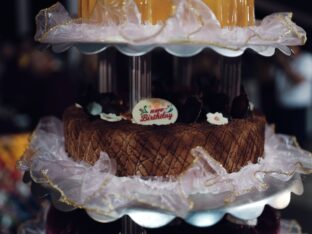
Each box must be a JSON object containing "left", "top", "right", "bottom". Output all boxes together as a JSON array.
[
  {"left": 27, "top": 171, "right": 304, "bottom": 229},
  {"left": 47, "top": 42, "right": 291, "bottom": 58},
  {"left": 78, "top": 173, "right": 304, "bottom": 228}
]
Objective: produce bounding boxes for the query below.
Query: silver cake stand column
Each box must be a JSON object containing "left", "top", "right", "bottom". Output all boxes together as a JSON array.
[
  {"left": 98, "top": 48, "right": 117, "bottom": 93},
  {"left": 173, "top": 56, "right": 193, "bottom": 87},
  {"left": 129, "top": 54, "right": 152, "bottom": 110},
  {"left": 122, "top": 216, "right": 147, "bottom": 234},
  {"left": 219, "top": 56, "right": 242, "bottom": 102},
  {"left": 97, "top": 51, "right": 151, "bottom": 233},
  {"left": 123, "top": 54, "right": 152, "bottom": 234},
  {"left": 97, "top": 52, "right": 151, "bottom": 234}
]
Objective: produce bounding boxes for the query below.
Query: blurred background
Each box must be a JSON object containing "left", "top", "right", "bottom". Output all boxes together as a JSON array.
[{"left": 0, "top": 0, "right": 312, "bottom": 233}]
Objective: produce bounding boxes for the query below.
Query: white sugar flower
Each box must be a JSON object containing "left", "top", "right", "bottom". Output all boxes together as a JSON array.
[
  {"left": 87, "top": 102, "right": 102, "bottom": 116},
  {"left": 75, "top": 103, "right": 82, "bottom": 108},
  {"left": 206, "top": 112, "right": 229, "bottom": 126},
  {"left": 249, "top": 102, "right": 255, "bottom": 111},
  {"left": 100, "top": 113, "right": 123, "bottom": 122}
]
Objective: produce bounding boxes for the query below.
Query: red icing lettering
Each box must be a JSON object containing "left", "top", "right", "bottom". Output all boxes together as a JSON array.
[{"left": 140, "top": 112, "right": 173, "bottom": 122}]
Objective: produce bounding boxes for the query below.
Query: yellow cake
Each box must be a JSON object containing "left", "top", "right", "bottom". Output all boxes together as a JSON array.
[
  {"left": 79, "top": 0, "right": 174, "bottom": 24},
  {"left": 134, "top": 0, "right": 174, "bottom": 24},
  {"left": 78, "top": 0, "right": 255, "bottom": 26},
  {"left": 79, "top": 0, "right": 97, "bottom": 19},
  {"left": 204, "top": 0, "right": 255, "bottom": 27}
]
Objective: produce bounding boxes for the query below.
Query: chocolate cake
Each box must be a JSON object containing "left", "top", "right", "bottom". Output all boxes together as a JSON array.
[{"left": 63, "top": 105, "right": 265, "bottom": 177}]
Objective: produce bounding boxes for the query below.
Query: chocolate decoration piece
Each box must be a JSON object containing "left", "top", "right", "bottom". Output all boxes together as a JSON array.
[
  {"left": 95, "top": 92, "right": 126, "bottom": 115},
  {"left": 203, "top": 93, "right": 230, "bottom": 117},
  {"left": 179, "top": 96, "right": 203, "bottom": 123},
  {"left": 76, "top": 85, "right": 98, "bottom": 107},
  {"left": 64, "top": 106, "right": 265, "bottom": 177},
  {"left": 76, "top": 91, "right": 127, "bottom": 121},
  {"left": 231, "top": 88, "right": 250, "bottom": 119}
]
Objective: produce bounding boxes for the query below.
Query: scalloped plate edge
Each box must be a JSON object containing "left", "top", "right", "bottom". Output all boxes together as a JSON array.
[
  {"left": 50, "top": 43, "right": 288, "bottom": 57},
  {"left": 30, "top": 174, "right": 304, "bottom": 228}
]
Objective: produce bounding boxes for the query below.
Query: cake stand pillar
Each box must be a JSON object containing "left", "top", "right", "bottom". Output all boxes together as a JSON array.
[
  {"left": 173, "top": 57, "right": 193, "bottom": 87},
  {"left": 98, "top": 48, "right": 116, "bottom": 93},
  {"left": 122, "top": 54, "right": 152, "bottom": 233},
  {"left": 129, "top": 54, "right": 152, "bottom": 110},
  {"left": 121, "top": 216, "right": 147, "bottom": 234},
  {"left": 219, "top": 56, "right": 242, "bottom": 102}
]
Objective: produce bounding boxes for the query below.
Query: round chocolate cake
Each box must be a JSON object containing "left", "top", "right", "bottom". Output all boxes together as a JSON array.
[{"left": 63, "top": 106, "right": 265, "bottom": 177}]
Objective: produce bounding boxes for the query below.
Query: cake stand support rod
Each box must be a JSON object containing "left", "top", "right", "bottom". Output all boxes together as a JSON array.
[
  {"left": 123, "top": 54, "right": 151, "bottom": 233},
  {"left": 121, "top": 216, "right": 147, "bottom": 234},
  {"left": 219, "top": 56, "right": 242, "bottom": 102},
  {"left": 129, "top": 54, "right": 152, "bottom": 110},
  {"left": 173, "top": 57, "right": 192, "bottom": 87},
  {"left": 98, "top": 48, "right": 116, "bottom": 93}
]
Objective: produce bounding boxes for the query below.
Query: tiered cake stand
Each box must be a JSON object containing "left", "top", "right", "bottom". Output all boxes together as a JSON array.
[{"left": 19, "top": 2, "right": 312, "bottom": 234}]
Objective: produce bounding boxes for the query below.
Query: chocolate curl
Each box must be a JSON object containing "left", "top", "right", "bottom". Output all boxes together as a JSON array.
[{"left": 231, "top": 86, "right": 250, "bottom": 119}]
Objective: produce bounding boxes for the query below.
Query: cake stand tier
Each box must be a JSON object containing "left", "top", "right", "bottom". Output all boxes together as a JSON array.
[
  {"left": 71, "top": 175, "right": 304, "bottom": 228},
  {"left": 26, "top": 172, "right": 303, "bottom": 228},
  {"left": 19, "top": 117, "right": 312, "bottom": 231},
  {"left": 36, "top": 3, "right": 306, "bottom": 58}
]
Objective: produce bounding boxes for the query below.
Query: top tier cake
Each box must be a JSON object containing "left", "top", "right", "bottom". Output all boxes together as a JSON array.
[{"left": 79, "top": 0, "right": 255, "bottom": 27}]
